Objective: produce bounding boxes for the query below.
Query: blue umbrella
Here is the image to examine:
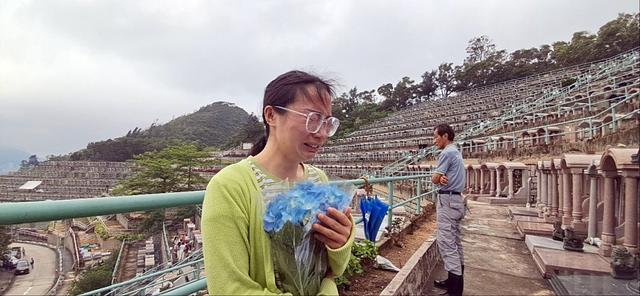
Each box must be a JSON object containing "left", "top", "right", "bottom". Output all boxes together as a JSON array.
[
  {"left": 360, "top": 196, "right": 389, "bottom": 242},
  {"left": 359, "top": 197, "right": 371, "bottom": 239}
]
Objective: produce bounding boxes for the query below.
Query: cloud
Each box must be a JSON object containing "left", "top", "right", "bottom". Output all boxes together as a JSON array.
[{"left": 0, "top": 0, "right": 636, "bottom": 156}]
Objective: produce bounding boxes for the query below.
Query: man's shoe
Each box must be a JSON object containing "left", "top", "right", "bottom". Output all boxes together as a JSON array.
[
  {"left": 433, "top": 278, "right": 448, "bottom": 290},
  {"left": 435, "top": 265, "right": 464, "bottom": 290},
  {"left": 434, "top": 270, "right": 455, "bottom": 290}
]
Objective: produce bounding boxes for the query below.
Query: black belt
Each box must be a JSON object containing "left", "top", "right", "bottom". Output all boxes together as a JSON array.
[{"left": 438, "top": 190, "right": 461, "bottom": 195}]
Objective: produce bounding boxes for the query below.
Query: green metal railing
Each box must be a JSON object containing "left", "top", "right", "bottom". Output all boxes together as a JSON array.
[
  {"left": 0, "top": 191, "right": 203, "bottom": 225},
  {"left": 161, "top": 278, "right": 207, "bottom": 295},
  {"left": 162, "top": 222, "right": 171, "bottom": 264},
  {"left": 111, "top": 239, "right": 126, "bottom": 285},
  {"left": 0, "top": 174, "right": 434, "bottom": 295},
  {"left": 105, "top": 247, "right": 206, "bottom": 296}
]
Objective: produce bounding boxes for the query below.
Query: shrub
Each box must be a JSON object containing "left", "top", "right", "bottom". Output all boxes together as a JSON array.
[{"left": 336, "top": 240, "right": 379, "bottom": 287}]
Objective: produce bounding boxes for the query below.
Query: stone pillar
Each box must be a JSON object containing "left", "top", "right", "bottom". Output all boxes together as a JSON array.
[
  {"left": 558, "top": 172, "right": 564, "bottom": 218},
  {"left": 489, "top": 169, "right": 496, "bottom": 196},
  {"left": 465, "top": 170, "right": 470, "bottom": 191},
  {"left": 551, "top": 169, "right": 559, "bottom": 217},
  {"left": 475, "top": 169, "right": 481, "bottom": 193},
  {"left": 508, "top": 169, "right": 514, "bottom": 199},
  {"left": 600, "top": 172, "right": 616, "bottom": 257},
  {"left": 571, "top": 168, "right": 586, "bottom": 232},
  {"left": 538, "top": 169, "right": 548, "bottom": 217},
  {"left": 562, "top": 170, "right": 573, "bottom": 226},
  {"left": 546, "top": 171, "right": 553, "bottom": 211},
  {"left": 587, "top": 173, "right": 598, "bottom": 240},
  {"left": 480, "top": 169, "right": 485, "bottom": 194},
  {"left": 496, "top": 168, "right": 502, "bottom": 197},
  {"left": 522, "top": 169, "right": 530, "bottom": 198},
  {"left": 471, "top": 170, "right": 477, "bottom": 193},
  {"left": 536, "top": 169, "right": 541, "bottom": 205},
  {"left": 623, "top": 174, "right": 638, "bottom": 254}
]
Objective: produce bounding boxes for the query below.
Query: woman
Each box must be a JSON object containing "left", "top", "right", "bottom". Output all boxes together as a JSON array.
[{"left": 202, "top": 70, "right": 355, "bottom": 295}]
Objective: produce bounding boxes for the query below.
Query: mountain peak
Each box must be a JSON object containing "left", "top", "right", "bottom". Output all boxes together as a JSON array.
[{"left": 69, "top": 102, "right": 251, "bottom": 161}]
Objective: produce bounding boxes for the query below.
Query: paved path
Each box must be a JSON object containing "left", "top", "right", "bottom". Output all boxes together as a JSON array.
[
  {"left": 426, "top": 200, "right": 554, "bottom": 295},
  {"left": 4, "top": 242, "right": 57, "bottom": 296}
]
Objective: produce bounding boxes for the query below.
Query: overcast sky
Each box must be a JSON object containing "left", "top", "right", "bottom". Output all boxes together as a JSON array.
[{"left": 0, "top": 0, "right": 637, "bottom": 157}]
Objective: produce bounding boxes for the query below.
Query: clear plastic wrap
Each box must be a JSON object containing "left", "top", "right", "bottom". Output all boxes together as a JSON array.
[{"left": 263, "top": 182, "right": 355, "bottom": 295}]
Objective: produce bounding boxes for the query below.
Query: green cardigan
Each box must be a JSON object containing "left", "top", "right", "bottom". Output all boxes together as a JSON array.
[{"left": 202, "top": 158, "right": 355, "bottom": 295}]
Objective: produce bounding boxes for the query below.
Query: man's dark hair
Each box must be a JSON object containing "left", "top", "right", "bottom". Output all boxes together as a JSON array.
[{"left": 434, "top": 124, "right": 455, "bottom": 141}]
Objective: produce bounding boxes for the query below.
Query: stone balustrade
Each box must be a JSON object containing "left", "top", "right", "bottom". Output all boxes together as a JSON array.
[{"left": 533, "top": 148, "right": 639, "bottom": 257}]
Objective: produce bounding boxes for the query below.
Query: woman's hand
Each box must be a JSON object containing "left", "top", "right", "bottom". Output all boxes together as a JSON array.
[{"left": 313, "top": 207, "right": 352, "bottom": 249}]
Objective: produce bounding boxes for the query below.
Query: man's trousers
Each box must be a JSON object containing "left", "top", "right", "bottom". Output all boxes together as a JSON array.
[{"left": 436, "top": 193, "right": 465, "bottom": 276}]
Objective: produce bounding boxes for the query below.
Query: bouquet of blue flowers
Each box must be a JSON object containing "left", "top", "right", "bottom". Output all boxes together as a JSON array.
[{"left": 263, "top": 182, "right": 354, "bottom": 296}]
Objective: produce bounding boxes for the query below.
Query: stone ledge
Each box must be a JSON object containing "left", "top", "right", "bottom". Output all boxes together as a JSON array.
[
  {"left": 533, "top": 247, "right": 610, "bottom": 278},
  {"left": 379, "top": 234, "right": 440, "bottom": 295}
]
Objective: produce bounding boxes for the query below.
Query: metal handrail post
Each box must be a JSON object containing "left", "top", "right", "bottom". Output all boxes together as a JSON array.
[
  {"left": 80, "top": 258, "right": 204, "bottom": 296},
  {"left": 387, "top": 181, "right": 394, "bottom": 228},
  {"left": 162, "top": 222, "right": 172, "bottom": 264},
  {"left": 416, "top": 178, "right": 422, "bottom": 215},
  {"left": 111, "top": 239, "right": 127, "bottom": 285}
]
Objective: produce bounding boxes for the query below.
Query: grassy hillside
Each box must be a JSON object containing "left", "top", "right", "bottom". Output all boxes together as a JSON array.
[{"left": 69, "top": 102, "right": 251, "bottom": 161}]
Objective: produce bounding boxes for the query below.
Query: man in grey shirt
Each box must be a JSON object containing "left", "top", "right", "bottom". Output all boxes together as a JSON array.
[{"left": 431, "top": 123, "right": 466, "bottom": 296}]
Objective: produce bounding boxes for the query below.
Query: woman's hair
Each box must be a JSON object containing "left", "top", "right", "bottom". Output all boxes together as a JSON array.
[{"left": 249, "top": 70, "right": 336, "bottom": 156}]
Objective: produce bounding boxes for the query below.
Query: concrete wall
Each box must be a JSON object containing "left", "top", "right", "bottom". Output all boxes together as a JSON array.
[{"left": 380, "top": 234, "right": 441, "bottom": 295}]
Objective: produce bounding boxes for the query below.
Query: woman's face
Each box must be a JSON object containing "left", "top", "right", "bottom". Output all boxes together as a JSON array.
[{"left": 271, "top": 89, "right": 333, "bottom": 162}]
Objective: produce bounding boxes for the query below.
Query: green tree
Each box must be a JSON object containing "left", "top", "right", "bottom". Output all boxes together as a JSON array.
[
  {"left": 393, "top": 77, "right": 416, "bottom": 108},
  {"left": 465, "top": 35, "right": 497, "bottom": 64},
  {"left": 337, "top": 87, "right": 361, "bottom": 116},
  {"left": 376, "top": 78, "right": 417, "bottom": 110},
  {"left": 332, "top": 88, "right": 385, "bottom": 138},
  {"left": 112, "top": 143, "right": 214, "bottom": 233},
  {"left": 224, "top": 113, "right": 264, "bottom": 148},
  {"left": 70, "top": 252, "right": 118, "bottom": 295},
  {"left": 414, "top": 70, "right": 438, "bottom": 101},
  {"left": 567, "top": 31, "right": 598, "bottom": 65},
  {"left": 113, "top": 143, "right": 213, "bottom": 195},
  {"left": 435, "top": 63, "right": 457, "bottom": 98},
  {"left": 550, "top": 40, "right": 570, "bottom": 65},
  {"left": 455, "top": 36, "right": 509, "bottom": 89},
  {"left": 376, "top": 83, "right": 396, "bottom": 111},
  {"left": 595, "top": 13, "right": 640, "bottom": 59}
]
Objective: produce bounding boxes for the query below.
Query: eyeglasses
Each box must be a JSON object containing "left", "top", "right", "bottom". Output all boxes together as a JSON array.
[{"left": 273, "top": 106, "right": 340, "bottom": 137}]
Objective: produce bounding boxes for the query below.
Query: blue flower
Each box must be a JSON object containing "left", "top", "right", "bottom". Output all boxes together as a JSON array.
[
  {"left": 263, "top": 182, "right": 352, "bottom": 233},
  {"left": 263, "top": 181, "right": 354, "bottom": 295}
]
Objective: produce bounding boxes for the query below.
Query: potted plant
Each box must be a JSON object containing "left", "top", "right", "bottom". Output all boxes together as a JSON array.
[{"left": 610, "top": 246, "right": 639, "bottom": 279}]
